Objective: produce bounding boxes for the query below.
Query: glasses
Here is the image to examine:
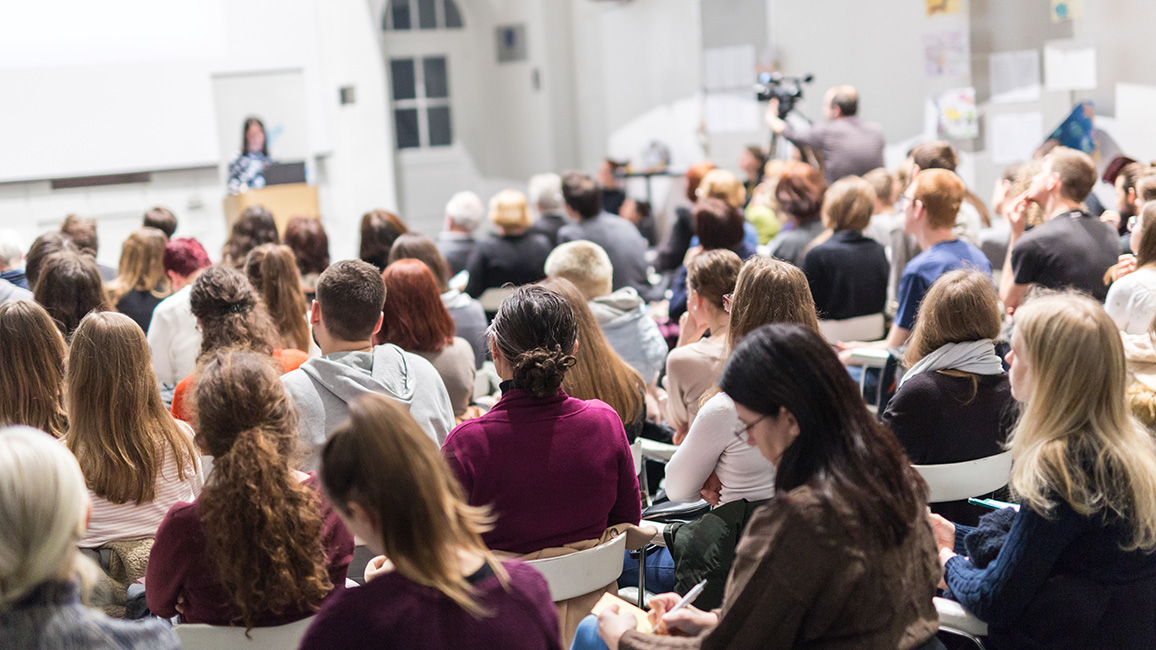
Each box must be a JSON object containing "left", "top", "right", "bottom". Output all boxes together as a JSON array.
[
  {"left": 722, "top": 293, "right": 734, "bottom": 314},
  {"left": 1129, "top": 216, "right": 1142, "bottom": 233},
  {"left": 734, "top": 415, "right": 768, "bottom": 443}
]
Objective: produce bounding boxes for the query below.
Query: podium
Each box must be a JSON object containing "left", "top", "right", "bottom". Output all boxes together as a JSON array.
[{"left": 224, "top": 183, "right": 320, "bottom": 235}]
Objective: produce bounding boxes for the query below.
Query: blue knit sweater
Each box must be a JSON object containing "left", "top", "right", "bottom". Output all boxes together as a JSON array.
[{"left": 0, "top": 581, "right": 178, "bottom": 650}]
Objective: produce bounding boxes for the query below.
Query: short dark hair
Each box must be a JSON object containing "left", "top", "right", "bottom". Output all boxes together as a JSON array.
[
  {"left": 388, "top": 232, "right": 452, "bottom": 291},
  {"left": 911, "top": 141, "right": 958, "bottom": 172},
  {"left": 316, "top": 260, "right": 387, "bottom": 342},
  {"left": 561, "top": 171, "right": 602, "bottom": 219},
  {"left": 283, "top": 217, "right": 331, "bottom": 276},
  {"left": 359, "top": 210, "right": 408, "bottom": 272},
  {"left": 143, "top": 206, "right": 178, "bottom": 239},
  {"left": 1046, "top": 147, "right": 1097, "bottom": 203},
  {"left": 25, "top": 232, "right": 78, "bottom": 290},
  {"left": 693, "top": 198, "right": 744, "bottom": 250},
  {"left": 60, "top": 215, "right": 99, "bottom": 254},
  {"left": 829, "top": 86, "right": 858, "bottom": 117}
]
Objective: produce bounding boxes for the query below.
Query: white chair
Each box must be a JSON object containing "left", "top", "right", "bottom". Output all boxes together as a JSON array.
[
  {"left": 846, "top": 347, "right": 891, "bottom": 415},
  {"left": 525, "top": 533, "right": 627, "bottom": 601},
  {"left": 637, "top": 438, "right": 678, "bottom": 463},
  {"left": 478, "top": 286, "right": 516, "bottom": 313},
  {"left": 913, "top": 451, "right": 1014, "bottom": 504},
  {"left": 174, "top": 616, "right": 315, "bottom": 650},
  {"left": 818, "top": 313, "right": 886, "bottom": 344},
  {"left": 935, "top": 596, "right": 988, "bottom": 648}
]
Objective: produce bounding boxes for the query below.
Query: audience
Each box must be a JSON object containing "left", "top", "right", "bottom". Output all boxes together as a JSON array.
[
  {"left": 389, "top": 232, "right": 488, "bottom": 368},
  {"left": 65, "top": 312, "right": 203, "bottom": 548},
  {"left": 908, "top": 140, "right": 989, "bottom": 244},
  {"left": 527, "top": 173, "right": 569, "bottom": 247},
  {"left": 0, "top": 228, "right": 28, "bottom": 289},
  {"left": 142, "top": 206, "right": 177, "bottom": 239},
  {"left": 24, "top": 231, "right": 76, "bottom": 290},
  {"left": 738, "top": 144, "right": 767, "bottom": 199},
  {"left": 767, "top": 161, "right": 828, "bottom": 266},
  {"left": 244, "top": 243, "right": 311, "bottom": 353},
  {"left": 745, "top": 159, "right": 788, "bottom": 245},
  {"left": 585, "top": 323, "right": 939, "bottom": 650},
  {"left": 359, "top": 209, "right": 409, "bottom": 272},
  {"left": 147, "top": 350, "right": 353, "bottom": 627},
  {"left": 60, "top": 214, "right": 116, "bottom": 280},
  {"left": 441, "top": 285, "right": 640, "bottom": 555},
  {"left": 438, "top": 191, "right": 485, "bottom": 275},
  {"left": 881, "top": 269, "right": 1013, "bottom": 524},
  {"left": 977, "top": 163, "right": 1023, "bottom": 270},
  {"left": 0, "top": 427, "right": 179, "bottom": 649},
  {"left": 300, "top": 393, "right": 561, "bottom": 650},
  {"left": 931, "top": 293, "right": 1156, "bottom": 648},
  {"left": 282, "top": 260, "right": 454, "bottom": 467},
  {"left": 655, "top": 161, "right": 715, "bottom": 273},
  {"left": 465, "top": 189, "right": 553, "bottom": 299},
  {"left": 696, "top": 169, "right": 760, "bottom": 251},
  {"left": 1106, "top": 201, "right": 1156, "bottom": 334},
  {"left": 545, "top": 240, "right": 668, "bottom": 385},
  {"left": 283, "top": 217, "right": 331, "bottom": 300},
  {"left": 0, "top": 301, "right": 68, "bottom": 438},
  {"left": 34, "top": 249, "right": 110, "bottom": 340},
  {"left": 377, "top": 260, "right": 477, "bottom": 419},
  {"left": 558, "top": 172, "right": 652, "bottom": 297},
  {"left": 598, "top": 158, "right": 627, "bottom": 215},
  {"left": 105, "top": 227, "right": 171, "bottom": 333},
  {"left": 862, "top": 167, "right": 898, "bottom": 247},
  {"left": 221, "top": 205, "right": 279, "bottom": 269},
  {"left": 802, "top": 175, "right": 888, "bottom": 321},
  {"left": 668, "top": 197, "right": 757, "bottom": 321},
  {"left": 619, "top": 198, "right": 657, "bottom": 246},
  {"left": 147, "top": 238, "right": 211, "bottom": 387}
]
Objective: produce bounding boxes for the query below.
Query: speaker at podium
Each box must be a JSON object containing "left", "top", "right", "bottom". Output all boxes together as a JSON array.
[{"left": 224, "top": 162, "right": 319, "bottom": 235}]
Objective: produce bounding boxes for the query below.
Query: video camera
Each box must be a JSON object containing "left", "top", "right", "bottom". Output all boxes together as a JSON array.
[{"left": 754, "top": 72, "right": 814, "bottom": 119}]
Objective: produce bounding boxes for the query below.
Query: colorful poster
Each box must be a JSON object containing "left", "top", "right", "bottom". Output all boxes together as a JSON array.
[
  {"left": 926, "top": 0, "right": 961, "bottom": 16},
  {"left": 923, "top": 30, "right": 970, "bottom": 78},
  {"left": 1051, "top": 0, "right": 1085, "bottom": 23},
  {"left": 1047, "top": 102, "right": 1095, "bottom": 154},
  {"left": 936, "top": 87, "right": 978, "bottom": 140}
]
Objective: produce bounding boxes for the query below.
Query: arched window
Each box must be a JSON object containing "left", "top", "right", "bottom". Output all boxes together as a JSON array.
[{"left": 383, "top": 0, "right": 463, "bottom": 31}]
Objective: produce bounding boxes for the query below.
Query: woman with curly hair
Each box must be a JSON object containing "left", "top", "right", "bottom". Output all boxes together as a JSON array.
[
  {"left": 147, "top": 350, "right": 353, "bottom": 627},
  {"left": 0, "top": 300, "right": 68, "bottom": 438},
  {"left": 105, "top": 227, "right": 172, "bottom": 333},
  {"left": 222, "top": 206, "right": 279, "bottom": 268},
  {"left": 245, "top": 244, "right": 311, "bottom": 353}
]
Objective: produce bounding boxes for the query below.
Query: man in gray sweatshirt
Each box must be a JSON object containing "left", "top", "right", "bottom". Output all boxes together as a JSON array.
[{"left": 282, "top": 260, "right": 455, "bottom": 468}]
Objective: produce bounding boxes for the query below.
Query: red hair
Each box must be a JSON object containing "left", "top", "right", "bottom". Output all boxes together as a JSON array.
[{"left": 375, "top": 260, "right": 455, "bottom": 352}]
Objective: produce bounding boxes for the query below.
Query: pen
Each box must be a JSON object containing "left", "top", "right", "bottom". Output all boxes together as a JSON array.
[{"left": 651, "top": 579, "right": 707, "bottom": 633}]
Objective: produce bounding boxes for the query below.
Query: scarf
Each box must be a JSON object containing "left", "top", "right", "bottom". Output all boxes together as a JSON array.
[{"left": 898, "top": 338, "right": 1004, "bottom": 388}]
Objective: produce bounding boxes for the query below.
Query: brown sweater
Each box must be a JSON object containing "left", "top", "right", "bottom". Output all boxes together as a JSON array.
[{"left": 621, "top": 485, "right": 940, "bottom": 650}]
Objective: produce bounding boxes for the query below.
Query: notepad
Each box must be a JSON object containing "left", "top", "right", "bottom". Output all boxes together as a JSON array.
[{"left": 591, "top": 593, "right": 652, "bottom": 633}]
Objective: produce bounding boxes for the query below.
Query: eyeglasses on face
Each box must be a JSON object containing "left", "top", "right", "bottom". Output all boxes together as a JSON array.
[{"left": 733, "top": 414, "right": 769, "bottom": 443}]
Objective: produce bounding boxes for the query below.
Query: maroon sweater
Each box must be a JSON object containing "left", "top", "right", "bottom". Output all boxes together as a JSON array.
[
  {"left": 442, "top": 387, "right": 641, "bottom": 554},
  {"left": 145, "top": 473, "right": 354, "bottom": 626},
  {"left": 298, "top": 560, "right": 562, "bottom": 650}
]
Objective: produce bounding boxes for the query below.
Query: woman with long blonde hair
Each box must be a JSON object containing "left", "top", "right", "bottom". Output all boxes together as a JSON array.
[
  {"left": 0, "top": 300, "right": 68, "bottom": 438},
  {"left": 147, "top": 350, "right": 352, "bottom": 627},
  {"left": 105, "top": 227, "right": 171, "bottom": 333},
  {"left": 931, "top": 293, "right": 1156, "bottom": 648},
  {"left": 65, "top": 312, "right": 202, "bottom": 548},
  {"left": 300, "top": 393, "right": 561, "bottom": 650},
  {"left": 245, "top": 243, "right": 311, "bottom": 352}
]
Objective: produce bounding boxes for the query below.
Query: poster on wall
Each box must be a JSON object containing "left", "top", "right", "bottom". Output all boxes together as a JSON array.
[
  {"left": 990, "top": 50, "right": 1041, "bottom": 104},
  {"left": 1050, "top": 0, "right": 1085, "bottom": 22},
  {"left": 1044, "top": 43, "right": 1097, "bottom": 91},
  {"left": 936, "top": 87, "right": 978, "bottom": 140},
  {"left": 923, "top": 30, "right": 970, "bottom": 78},
  {"left": 925, "top": 0, "right": 960, "bottom": 16}
]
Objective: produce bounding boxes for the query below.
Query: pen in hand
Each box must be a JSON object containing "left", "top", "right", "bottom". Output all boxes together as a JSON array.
[{"left": 651, "top": 579, "right": 708, "bottom": 633}]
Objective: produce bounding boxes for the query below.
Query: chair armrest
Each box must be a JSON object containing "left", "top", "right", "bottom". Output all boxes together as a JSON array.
[
  {"left": 935, "top": 597, "right": 988, "bottom": 638},
  {"left": 847, "top": 348, "right": 890, "bottom": 367},
  {"left": 639, "top": 439, "right": 678, "bottom": 462}
]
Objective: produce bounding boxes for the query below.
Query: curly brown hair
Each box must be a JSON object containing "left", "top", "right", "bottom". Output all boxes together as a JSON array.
[
  {"left": 222, "top": 206, "right": 279, "bottom": 268},
  {"left": 189, "top": 265, "right": 279, "bottom": 359},
  {"left": 193, "top": 350, "right": 333, "bottom": 628}
]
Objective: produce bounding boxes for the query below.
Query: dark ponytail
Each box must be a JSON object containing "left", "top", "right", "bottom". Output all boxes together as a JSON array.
[{"left": 488, "top": 285, "right": 578, "bottom": 398}]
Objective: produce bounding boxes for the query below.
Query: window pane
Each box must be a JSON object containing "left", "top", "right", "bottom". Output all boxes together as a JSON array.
[
  {"left": 390, "top": 59, "right": 416, "bottom": 100},
  {"left": 423, "top": 57, "right": 448, "bottom": 99},
  {"left": 418, "top": 0, "right": 437, "bottom": 29},
  {"left": 444, "top": 0, "right": 463, "bottom": 28},
  {"left": 389, "top": 0, "right": 411, "bottom": 30},
  {"left": 395, "top": 109, "right": 421, "bottom": 149},
  {"left": 428, "top": 106, "right": 452, "bottom": 146}
]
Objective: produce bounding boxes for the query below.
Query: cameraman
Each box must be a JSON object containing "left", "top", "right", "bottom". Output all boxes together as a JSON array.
[{"left": 764, "top": 84, "right": 884, "bottom": 184}]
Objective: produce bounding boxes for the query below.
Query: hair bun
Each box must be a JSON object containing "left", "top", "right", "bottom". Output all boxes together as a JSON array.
[{"left": 512, "top": 345, "right": 576, "bottom": 399}]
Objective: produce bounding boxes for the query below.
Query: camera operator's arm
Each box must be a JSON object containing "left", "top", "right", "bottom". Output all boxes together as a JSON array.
[
  {"left": 764, "top": 100, "right": 788, "bottom": 135},
  {"left": 764, "top": 100, "right": 820, "bottom": 148}
]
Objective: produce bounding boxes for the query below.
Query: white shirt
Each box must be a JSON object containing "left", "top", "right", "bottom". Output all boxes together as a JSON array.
[
  {"left": 664, "top": 392, "right": 776, "bottom": 505},
  {"left": 147, "top": 286, "right": 201, "bottom": 386},
  {"left": 1106, "top": 266, "right": 1156, "bottom": 335}
]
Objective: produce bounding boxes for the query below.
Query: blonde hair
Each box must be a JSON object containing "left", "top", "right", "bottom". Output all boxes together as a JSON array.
[
  {"left": 1010, "top": 293, "right": 1156, "bottom": 550},
  {"left": 904, "top": 270, "right": 1001, "bottom": 368},
  {"left": 0, "top": 427, "right": 99, "bottom": 611},
  {"left": 106, "top": 227, "right": 172, "bottom": 306},
  {"left": 488, "top": 190, "right": 532, "bottom": 232},
  {"left": 544, "top": 241, "right": 613, "bottom": 300},
  {"left": 822, "top": 176, "right": 876, "bottom": 231},
  {"left": 697, "top": 169, "right": 747, "bottom": 209}
]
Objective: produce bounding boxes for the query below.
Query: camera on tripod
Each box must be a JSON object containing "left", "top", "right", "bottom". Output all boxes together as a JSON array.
[{"left": 754, "top": 72, "right": 814, "bottom": 119}]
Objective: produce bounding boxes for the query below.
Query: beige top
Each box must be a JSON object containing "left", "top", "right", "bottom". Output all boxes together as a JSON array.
[
  {"left": 415, "top": 337, "right": 477, "bottom": 418},
  {"left": 663, "top": 336, "right": 727, "bottom": 430}
]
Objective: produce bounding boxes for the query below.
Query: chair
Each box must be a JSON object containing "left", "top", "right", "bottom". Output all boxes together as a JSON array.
[
  {"left": 174, "top": 616, "right": 315, "bottom": 650},
  {"left": 935, "top": 596, "right": 988, "bottom": 649},
  {"left": 477, "top": 286, "right": 516, "bottom": 314},
  {"left": 845, "top": 347, "right": 895, "bottom": 415},
  {"left": 818, "top": 313, "right": 886, "bottom": 344},
  {"left": 913, "top": 451, "right": 1014, "bottom": 504},
  {"left": 525, "top": 533, "right": 627, "bottom": 601}
]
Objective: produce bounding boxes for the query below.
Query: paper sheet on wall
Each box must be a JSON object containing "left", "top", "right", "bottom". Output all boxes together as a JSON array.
[
  {"left": 703, "top": 45, "right": 756, "bottom": 91},
  {"left": 925, "top": 0, "right": 960, "bottom": 16},
  {"left": 704, "top": 92, "right": 760, "bottom": 134},
  {"left": 1116, "top": 83, "right": 1156, "bottom": 166},
  {"left": 936, "top": 87, "right": 978, "bottom": 140},
  {"left": 1044, "top": 44, "right": 1096, "bottom": 91},
  {"left": 990, "top": 50, "right": 1041, "bottom": 104},
  {"left": 1050, "top": 0, "right": 1085, "bottom": 22},
  {"left": 924, "top": 30, "right": 970, "bottom": 78},
  {"left": 990, "top": 112, "right": 1044, "bottom": 164}
]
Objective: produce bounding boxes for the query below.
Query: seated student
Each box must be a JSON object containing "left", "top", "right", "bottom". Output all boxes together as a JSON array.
[
  {"left": 376, "top": 260, "right": 476, "bottom": 420},
  {"left": 34, "top": 249, "right": 110, "bottom": 340},
  {"left": 283, "top": 217, "right": 331, "bottom": 300},
  {"left": 538, "top": 278, "right": 647, "bottom": 442},
  {"left": 544, "top": 241, "right": 668, "bottom": 385},
  {"left": 655, "top": 162, "right": 715, "bottom": 273},
  {"left": 147, "top": 351, "right": 353, "bottom": 627},
  {"left": 767, "top": 161, "right": 827, "bottom": 267},
  {"left": 695, "top": 169, "right": 761, "bottom": 251},
  {"left": 437, "top": 191, "right": 484, "bottom": 275},
  {"left": 170, "top": 265, "right": 309, "bottom": 422},
  {"left": 105, "top": 227, "right": 172, "bottom": 333},
  {"left": 0, "top": 427, "right": 179, "bottom": 650},
  {"left": 299, "top": 394, "right": 561, "bottom": 650},
  {"left": 244, "top": 244, "right": 311, "bottom": 353},
  {"left": 528, "top": 173, "right": 569, "bottom": 247},
  {"left": 881, "top": 270, "right": 1014, "bottom": 525},
  {"left": 360, "top": 209, "right": 409, "bottom": 272},
  {"left": 0, "top": 228, "right": 28, "bottom": 289},
  {"left": 584, "top": 324, "right": 940, "bottom": 650},
  {"left": 60, "top": 214, "right": 116, "bottom": 281},
  {"left": 0, "top": 301, "right": 68, "bottom": 438},
  {"left": 664, "top": 250, "right": 741, "bottom": 444},
  {"left": 65, "top": 312, "right": 203, "bottom": 548},
  {"left": 142, "top": 206, "right": 178, "bottom": 239},
  {"left": 465, "top": 190, "right": 553, "bottom": 299},
  {"left": 24, "top": 231, "right": 77, "bottom": 291},
  {"left": 907, "top": 141, "right": 990, "bottom": 245},
  {"left": 389, "top": 233, "right": 487, "bottom": 369},
  {"left": 802, "top": 175, "right": 889, "bottom": 321},
  {"left": 1106, "top": 202, "right": 1156, "bottom": 334},
  {"left": 840, "top": 168, "right": 991, "bottom": 361},
  {"left": 559, "top": 172, "right": 652, "bottom": 297},
  {"left": 282, "top": 260, "right": 454, "bottom": 467},
  {"left": 441, "top": 285, "right": 641, "bottom": 555},
  {"left": 668, "top": 197, "right": 757, "bottom": 321},
  {"left": 148, "top": 238, "right": 211, "bottom": 387},
  {"left": 1001, "top": 147, "right": 1120, "bottom": 312},
  {"left": 931, "top": 293, "right": 1156, "bottom": 649},
  {"left": 862, "top": 167, "right": 899, "bottom": 247},
  {"left": 620, "top": 198, "right": 657, "bottom": 246},
  {"left": 222, "top": 206, "right": 279, "bottom": 269}
]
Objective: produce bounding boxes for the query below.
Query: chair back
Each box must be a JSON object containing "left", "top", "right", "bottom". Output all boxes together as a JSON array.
[
  {"left": 935, "top": 596, "right": 988, "bottom": 647},
  {"left": 818, "top": 313, "right": 886, "bottom": 344},
  {"left": 525, "top": 533, "right": 627, "bottom": 601},
  {"left": 478, "top": 286, "right": 516, "bottom": 313},
  {"left": 174, "top": 616, "right": 315, "bottom": 650},
  {"left": 914, "top": 451, "right": 1013, "bottom": 503}
]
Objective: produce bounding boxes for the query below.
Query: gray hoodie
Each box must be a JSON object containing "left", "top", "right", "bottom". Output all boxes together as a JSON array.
[
  {"left": 0, "top": 278, "right": 32, "bottom": 305},
  {"left": 589, "top": 287, "right": 669, "bottom": 384},
  {"left": 282, "top": 343, "right": 455, "bottom": 469}
]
